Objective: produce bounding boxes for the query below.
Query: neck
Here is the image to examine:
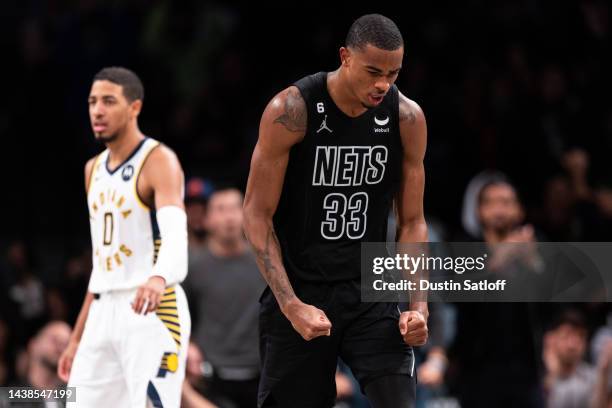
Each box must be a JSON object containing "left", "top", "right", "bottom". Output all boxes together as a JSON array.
[
  {"left": 559, "top": 360, "right": 579, "bottom": 377},
  {"left": 208, "top": 237, "right": 247, "bottom": 257},
  {"left": 327, "top": 68, "right": 368, "bottom": 117},
  {"left": 482, "top": 229, "right": 507, "bottom": 244},
  {"left": 106, "top": 126, "right": 145, "bottom": 167}
]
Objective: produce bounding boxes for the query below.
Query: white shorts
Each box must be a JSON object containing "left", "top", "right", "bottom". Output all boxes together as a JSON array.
[{"left": 68, "top": 285, "right": 191, "bottom": 408}]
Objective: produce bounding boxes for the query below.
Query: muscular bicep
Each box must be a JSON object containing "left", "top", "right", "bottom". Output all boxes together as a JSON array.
[
  {"left": 395, "top": 93, "right": 427, "bottom": 227},
  {"left": 144, "top": 145, "right": 185, "bottom": 210},
  {"left": 244, "top": 87, "right": 306, "bottom": 218},
  {"left": 245, "top": 142, "right": 290, "bottom": 218}
]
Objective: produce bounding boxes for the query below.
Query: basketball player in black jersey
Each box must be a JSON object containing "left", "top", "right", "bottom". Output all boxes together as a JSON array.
[{"left": 244, "top": 14, "right": 428, "bottom": 407}]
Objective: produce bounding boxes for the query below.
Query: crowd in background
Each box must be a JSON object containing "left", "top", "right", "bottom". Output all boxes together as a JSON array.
[{"left": 1, "top": 0, "right": 612, "bottom": 406}]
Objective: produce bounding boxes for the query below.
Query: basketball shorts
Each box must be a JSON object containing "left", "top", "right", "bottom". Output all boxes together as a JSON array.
[
  {"left": 68, "top": 284, "right": 191, "bottom": 408},
  {"left": 258, "top": 279, "right": 415, "bottom": 407}
]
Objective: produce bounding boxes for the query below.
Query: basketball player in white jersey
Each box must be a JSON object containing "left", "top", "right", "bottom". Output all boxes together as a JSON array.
[{"left": 57, "top": 67, "right": 191, "bottom": 407}]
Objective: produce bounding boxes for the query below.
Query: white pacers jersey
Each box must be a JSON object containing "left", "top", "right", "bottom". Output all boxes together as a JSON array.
[{"left": 87, "top": 137, "right": 161, "bottom": 293}]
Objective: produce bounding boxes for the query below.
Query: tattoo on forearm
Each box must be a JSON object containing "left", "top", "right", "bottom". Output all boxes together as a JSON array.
[
  {"left": 253, "top": 225, "right": 294, "bottom": 305},
  {"left": 273, "top": 88, "right": 307, "bottom": 132}
]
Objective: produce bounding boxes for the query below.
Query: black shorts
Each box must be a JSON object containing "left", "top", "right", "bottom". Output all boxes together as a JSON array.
[{"left": 258, "top": 279, "right": 415, "bottom": 407}]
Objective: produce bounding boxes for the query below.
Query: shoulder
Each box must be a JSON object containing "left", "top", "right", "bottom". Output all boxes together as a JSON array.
[
  {"left": 263, "top": 86, "right": 307, "bottom": 133},
  {"left": 84, "top": 155, "right": 97, "bottom": 176},
  {"left": 147, "top": 142, "right": 179, "bottom": 163},
  {"left": 143, "top": 143, "right": 182, "bottom": 172},
  {"left": 140, "top": 142, "right": 184, "bottom": 194},
  {"left": 84, "top": 154, "right": 100, "bottom": 191},
  {"left": 398, "top": 91, "right": 426, "bottom": 127},
  {"left": 397, "top": 91, "right": 427, "bottom": 158}
]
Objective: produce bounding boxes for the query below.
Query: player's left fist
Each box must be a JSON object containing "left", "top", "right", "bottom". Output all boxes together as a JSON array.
[
  {"left": 399, "top": 310, "right": 428, "bottom": 346},
  {"left": 132, "top": 276, "right": 166, "bottom": 315}
]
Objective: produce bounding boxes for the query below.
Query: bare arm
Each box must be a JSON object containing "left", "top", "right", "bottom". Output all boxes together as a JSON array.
[
  {"left": 244, "top": 87, "right": 305, "bottom": 311},
  {"left": 395, "top": 93, "right": 430, "bottom": 345},
  {"left": 72, "top": 156, "right": 100, "bottom": 338},
  {"left": 57, "top": 158, "right": 99, "bottom": 381},
  {"left": 143, "top": 145, "right": 186, "bottom": 210},
  {"left": 133, "top": 145, "right": 187, "bottom": 314},
  {"left": 244, "top": 87, "right": 331, "bottom": 340}
]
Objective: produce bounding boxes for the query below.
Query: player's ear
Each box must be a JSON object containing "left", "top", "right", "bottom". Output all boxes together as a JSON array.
[
  {"left": 340, "top": 47, "right": 351, "bottom": 67},
  {"left": 130, "top": 99, "right": 143, "bottom": 118}
]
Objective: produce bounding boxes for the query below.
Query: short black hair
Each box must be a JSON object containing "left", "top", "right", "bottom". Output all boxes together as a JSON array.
[
  {"left": 207, "top": 186, "right": 244, "bottom": 209},
  {"left": 551, "top": 309, "right": 587, "bottom": 333},
  {"left": 93, "top": 66, "right": 144, "bottom": 102},
  {"left": 478, "top": 177, "right": 521, "bottom": 206},
  {"left": 346, "top": 14, "right": 404, "bottom": 51}
]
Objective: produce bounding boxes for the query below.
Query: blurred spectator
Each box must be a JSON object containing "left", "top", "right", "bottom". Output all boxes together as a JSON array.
[
  {"left": 184, "top": 187, "right": 265, "bottom": 408},
  {"left": 4, "top": 241, "right": 46, "bottom": 344},
  {"left": 588, "top": 184, "right": 612, "bottom": 241},
  {"left": 58, "top": 250, "right": 91, "bottom": 325},
  {"left": 461, "top": 170, "right": 508, "bottom": 239},
  {"left": 17, "top": 321, "right": 70, "bottom": 389},
  {"left": 452, "top": 175, "right": 544, "bottom": 408},
  {"left": 592, "top": 339, "right": 612, "bottom": 408},
  {"left": 186, "top": 177, "right": 215, "bottom": 250},
  {"left": 543, "top": 310, "right": 596, "bottom": 408},
  {"left": 0, "top": 321, "right": 71, "bottom": 407},
  {"left": 589, "top": 311, "right": 612, "bottom": 408}
]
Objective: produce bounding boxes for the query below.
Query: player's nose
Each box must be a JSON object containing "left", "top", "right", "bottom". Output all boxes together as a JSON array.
[
  {"left": 374, "top": 80, "right": 390, "bottom": 93},
  {"left": 91, "top": 101, "right": 105, "bottom": 117}
]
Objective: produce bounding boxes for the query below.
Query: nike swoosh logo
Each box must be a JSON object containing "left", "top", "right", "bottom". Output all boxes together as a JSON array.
[{"left": 374, "top": 116, "right": 389, "bottom": 126}]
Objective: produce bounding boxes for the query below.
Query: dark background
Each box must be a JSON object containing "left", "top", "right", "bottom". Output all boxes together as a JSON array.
[
  {"left": 3, "top": 1, "right": 611, "bottom": 263},
  {"left": 0, "top": 0, "right": 611, "bottom": 403}
]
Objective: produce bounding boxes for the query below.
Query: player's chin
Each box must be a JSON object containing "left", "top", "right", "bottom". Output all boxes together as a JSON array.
[
  {"left": 361, "top": 100, "right": 377, "bottom": 109},
  {"left": 95, "top": 132, "right": 118, "bottom": 143}
]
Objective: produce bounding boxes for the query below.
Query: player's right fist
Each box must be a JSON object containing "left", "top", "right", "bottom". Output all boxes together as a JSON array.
[
  {"left": 283, "top": 300, "right": 332, "bottom": 341},
  {"left": 57, "top": 340, "right": 78, "bottom": 382}
]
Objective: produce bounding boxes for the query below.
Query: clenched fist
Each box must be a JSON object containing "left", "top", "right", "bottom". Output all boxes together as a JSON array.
[
  {"left": 399, "top": 310, "right": 428, "bottom": 346},
  {"left": 283, "top": 300, "right": 332, "bottom": 341}
]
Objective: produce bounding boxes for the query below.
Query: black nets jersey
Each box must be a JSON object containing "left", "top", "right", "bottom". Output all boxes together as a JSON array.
[{"left": 274, "top": 72, "right": 403, "bottom": 282}]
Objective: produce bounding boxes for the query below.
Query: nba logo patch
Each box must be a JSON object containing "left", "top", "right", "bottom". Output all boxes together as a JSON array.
[{"left": 122, "top": 165, "right": 134, "bottom": 181}]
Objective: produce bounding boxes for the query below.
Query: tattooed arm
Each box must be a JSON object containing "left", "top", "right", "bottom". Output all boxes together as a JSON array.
[
  {"left": 396, "top": 92, "right": 430, "bottom": 346},
  {"left": 244, "top": 86, "right": 332, "bottom": 340}
]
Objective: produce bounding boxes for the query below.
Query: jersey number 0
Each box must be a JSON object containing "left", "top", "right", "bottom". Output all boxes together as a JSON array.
[{"left": 103, "top": 212, "right": 114, "bottom": 245}]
